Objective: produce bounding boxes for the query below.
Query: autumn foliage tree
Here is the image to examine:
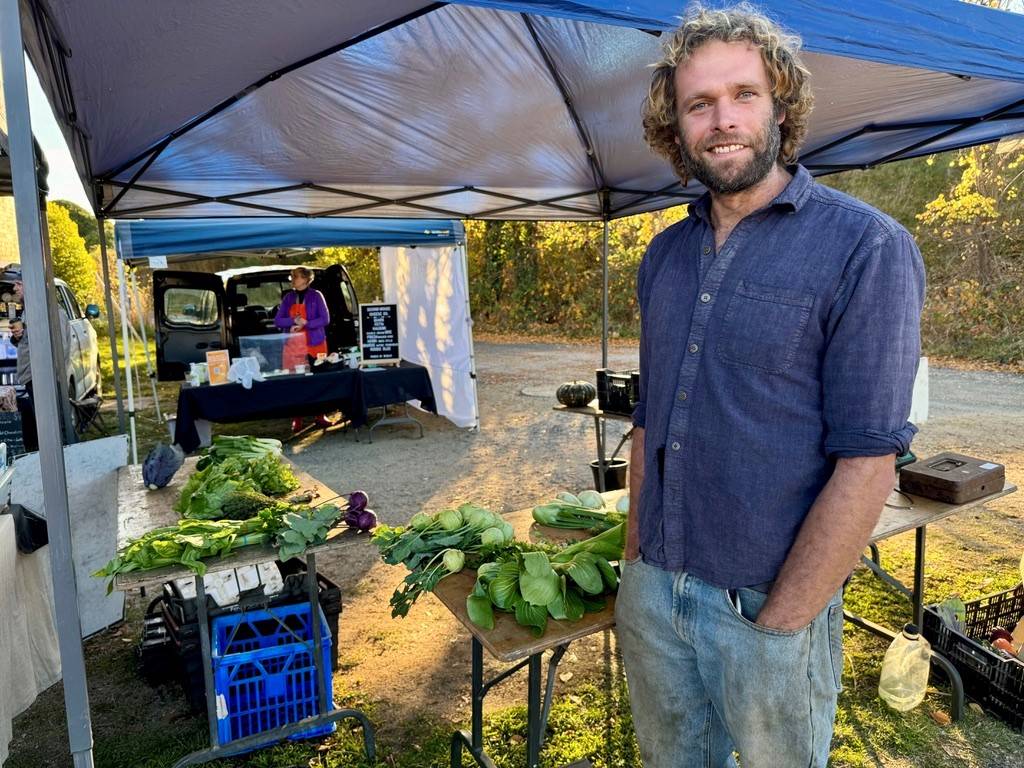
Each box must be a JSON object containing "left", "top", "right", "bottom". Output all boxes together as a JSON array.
[
  {"left": 46, "top": 201, "right": 95, "bottom": 303},
  {"left": 915, "top": 144, "right": 1024, "bottom": 363}
]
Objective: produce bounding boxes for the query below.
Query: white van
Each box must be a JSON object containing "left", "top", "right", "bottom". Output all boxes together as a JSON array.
[{"left": 0, "top": 268, "right": 102, "bottom": 400}]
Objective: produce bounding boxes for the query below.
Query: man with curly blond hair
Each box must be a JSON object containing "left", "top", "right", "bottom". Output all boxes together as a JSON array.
[{"left": 615, "top": 5, "right": 925, "bottom": 766}]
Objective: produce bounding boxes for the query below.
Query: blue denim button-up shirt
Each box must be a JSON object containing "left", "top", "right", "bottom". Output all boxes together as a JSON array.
[{"left": 632, "top": 166, "right": 924, "bottom": 588}]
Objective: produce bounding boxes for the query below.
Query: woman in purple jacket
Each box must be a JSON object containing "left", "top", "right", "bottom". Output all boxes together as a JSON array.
[{"left": 274, "top": 267, "right": 332, "bottom": 430}]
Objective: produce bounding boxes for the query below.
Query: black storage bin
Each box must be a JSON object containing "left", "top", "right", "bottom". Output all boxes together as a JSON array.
[
  {"left": 144, "top": 566, "right": 343, "bottom": 714},
  {"left": 922, "top": 583, "right": 1024, "bottom": 731},
  {"left": 596, "top": 369, "right": 639, "bottom": 416}
]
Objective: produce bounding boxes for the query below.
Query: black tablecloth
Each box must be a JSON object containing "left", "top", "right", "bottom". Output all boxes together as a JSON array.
[{"left": 174, "top": 361, "right": 436, "bottom": 452}]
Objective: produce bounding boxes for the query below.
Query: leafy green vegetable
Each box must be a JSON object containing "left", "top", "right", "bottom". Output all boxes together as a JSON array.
[
  {"left": 466, "top": 595, "right": 495, "bottom": 631},
  {"left": 195, "top": 435, "right": 283, "bottom": 471},
  {"left": 93, "top": 513, "right": 280, "bottom": 590},
  {"left": 376, "top": 503, "right": 625, "bottom": 637},
  {"left": 532, "top": 497, "right": 626, "bottom": 532}
]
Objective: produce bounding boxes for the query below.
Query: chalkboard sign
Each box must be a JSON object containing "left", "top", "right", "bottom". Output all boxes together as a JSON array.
[
  {"left": 359, "top": 303, "right": 400, "bottom": 364},
  {"left": 0, "top": 411, "right": 25, "bottom": 457}
]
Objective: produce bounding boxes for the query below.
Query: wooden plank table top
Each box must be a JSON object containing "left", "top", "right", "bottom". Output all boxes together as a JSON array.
[
  {"left": 872, "top": 481, "right": 1016, "bottom": 542},
  {"left": 432, "top": 492, "right": 624, "bottom": 663},
  {"left": 552, "top": 401, "right": 634, "bottom": 423},
  {"left": 112, "top": 456, "right": 367, "bottom": 591}
]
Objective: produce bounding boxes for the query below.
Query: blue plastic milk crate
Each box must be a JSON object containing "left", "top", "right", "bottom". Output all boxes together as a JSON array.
[{"left": 211, "top": 600, "right": 335, "bottom": 750}]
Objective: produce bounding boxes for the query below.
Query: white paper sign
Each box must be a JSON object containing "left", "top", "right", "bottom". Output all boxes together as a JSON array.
[{"left": 148, "top": 256, "right": 168, "bottom": 269}]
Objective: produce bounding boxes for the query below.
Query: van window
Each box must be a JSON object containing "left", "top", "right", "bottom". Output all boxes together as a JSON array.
[
  {"left": 340, "top": 282, "right": 357, "bottom": 315},
  {"left": 164, "top": 287, "right": 219, "bottom": 327},
  {"left": 238, "top": 280, "right": 292, "bottom": 308}
]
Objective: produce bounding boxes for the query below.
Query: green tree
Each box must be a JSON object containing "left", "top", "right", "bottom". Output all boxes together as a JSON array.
[
  {"left": 912, "top": 143, "right": 1024, "bottom": 364},
  {"left": 915, "top": 144, "right": 1023, "bottom": 282},
  {"left": 53, "top": 199, "right": 101, "bottom": 249},
  {"left": 46, "top": 200, "right": 94, "bottom": 302}
]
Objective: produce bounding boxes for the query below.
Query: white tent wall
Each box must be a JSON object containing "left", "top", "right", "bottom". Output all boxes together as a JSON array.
[{"left": 379, "top": 244, "right": 479, "bottom": 429}]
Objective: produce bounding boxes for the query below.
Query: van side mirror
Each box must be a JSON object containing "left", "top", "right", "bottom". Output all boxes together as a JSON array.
[{"left": 85, "top": 304, "right": 101, "bottom": 319}]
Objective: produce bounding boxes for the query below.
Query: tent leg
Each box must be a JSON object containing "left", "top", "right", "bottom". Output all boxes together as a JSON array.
[
  {"left": 601, "top": 218, "right": 609, "bottom": 369},
  {"left": 1, "top": 3, "right": 95, "bottom": 766},
  {"left": 117, "top": 260, "right": 138, "bottom": 463},
  {"left": 129, "top": 268, "right": 161, "bottom": 422},
  {"left": 97, "top": 220, "right": 126, "bottom": 432}
]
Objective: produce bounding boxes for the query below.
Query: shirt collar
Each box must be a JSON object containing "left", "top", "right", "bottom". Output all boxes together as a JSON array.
[{"left": 686, "top": 164, "right": 813, "bottom": 221}]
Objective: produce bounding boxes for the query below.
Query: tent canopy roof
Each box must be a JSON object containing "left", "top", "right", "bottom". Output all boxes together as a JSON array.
[
  {"left": 114, "top": 217, "right": 465, "bottom": 264},
  {"left": 22, "top": 0, "right": 1024, "bottom": 220}
]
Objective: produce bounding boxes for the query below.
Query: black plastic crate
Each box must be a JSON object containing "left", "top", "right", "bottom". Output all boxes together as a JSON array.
[
  {"left": 596, "top": 368, "right": 639, "bottom": 416},
  {"left": 150, "top": 568, "right": 342, "bottom": 714},
  {"left": 922, "top": 583, "right": 1024, "bottom": 731}
]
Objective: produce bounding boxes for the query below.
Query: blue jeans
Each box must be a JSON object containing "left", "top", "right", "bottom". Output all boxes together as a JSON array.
[{"left": 615, "top": 559, "right": 844, "bottom": 768}]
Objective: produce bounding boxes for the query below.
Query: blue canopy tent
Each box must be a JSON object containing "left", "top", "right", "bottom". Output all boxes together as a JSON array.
[
  {"left": 5, "top": 0, "right": 1024, "bottom": 765},
  {"left": 112, "top": 217, "right": 478, "bottom": 451},
  {"left": 17, "top": 0, "right": 1024, "bottom": 222},
  {"left": 114, "top": 217, "right": 466, "bottom": 262}
]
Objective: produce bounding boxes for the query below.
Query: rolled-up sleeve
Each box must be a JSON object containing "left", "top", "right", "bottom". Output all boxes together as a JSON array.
[
  {"left": 632, "top": 253, "right": 650, "bottom": 429},
  {"left": 822, "top": 227, "right": 925, "bottom": 458}
]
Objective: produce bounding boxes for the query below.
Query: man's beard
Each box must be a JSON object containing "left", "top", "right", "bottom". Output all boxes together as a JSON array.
[{"left": 678, "top": 113, "right": 782, "bottom": 194}]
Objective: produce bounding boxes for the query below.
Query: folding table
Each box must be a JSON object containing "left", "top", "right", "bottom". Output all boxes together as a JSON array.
[{"left": 112, "top": 458, "right": 376, "bottom": 767}]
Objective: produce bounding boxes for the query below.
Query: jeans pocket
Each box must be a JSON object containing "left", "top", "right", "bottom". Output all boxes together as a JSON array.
[
  {"left": 827, "top": 602, "right": 844, "bottom": 692},
  {"left": 724, "top": 588, "right": 808, "bottom": 638}
]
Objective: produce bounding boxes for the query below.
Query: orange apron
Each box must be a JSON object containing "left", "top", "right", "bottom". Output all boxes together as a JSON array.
[{"left": 283, "top": 299, "right": 327, "bottom": 370}]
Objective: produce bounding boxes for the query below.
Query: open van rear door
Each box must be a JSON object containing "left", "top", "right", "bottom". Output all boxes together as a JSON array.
[{"left": 153, "top": 270, "right": 226, "bottom": 380}]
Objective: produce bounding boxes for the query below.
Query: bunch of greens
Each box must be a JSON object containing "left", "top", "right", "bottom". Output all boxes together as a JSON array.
[
  {"left": 276, "top": 505, "right": 349, "bottom": 560},
  {"left": 93, "top": 512, "right": 280, "bottom": 588},
  {"left": 466, "top": 523, "right": 624, "bottom": 636},
  {"left": 532, "top": 490, "right": 628, "bottom": 531},
  {"left": 175, "top": 452, "right": 299, "bottom": 520},
  {"left": 373, "top": 503, "right": 515, "bottom": 618},
  {"left": 195, "top": 435, "right": 283, "bottom": 472},
  {"left": 175, "top": 457, "right": 259, "bottom": 519},
  {"left": 95, "top": 504, "right": 346, "bottom": 588},
  {"left": 246, "top": 453, "right": 301, "bottom": 495}
]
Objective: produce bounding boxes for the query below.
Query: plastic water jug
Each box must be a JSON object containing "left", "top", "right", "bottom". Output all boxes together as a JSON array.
[{"left": 878, "top": 623, "right": 932, "bottom": 711}]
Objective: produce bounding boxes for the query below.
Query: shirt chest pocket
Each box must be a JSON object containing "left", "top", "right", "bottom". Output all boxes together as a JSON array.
[{"left": 716, "top": 281, "right": 815, "bottom": 374}]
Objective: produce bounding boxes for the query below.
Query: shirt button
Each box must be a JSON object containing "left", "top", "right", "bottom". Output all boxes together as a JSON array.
[
  {"left": 699, "top": 292, "right": 712, "bottom": 303},
  {"left": 677, "top": 390, "right": 687, "bottom": 401},
  {"left": 671, "top": 441, "right": 681, "bottom": 451},
  {"left": 688, "top": 343, "right": 699, "bottom": 353},
  {"left": 702, "top": 246, "right": 711, "bottom": 255}
]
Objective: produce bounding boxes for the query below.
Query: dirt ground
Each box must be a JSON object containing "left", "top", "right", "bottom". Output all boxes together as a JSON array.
[{"left": 8, "top": 338, "right": 1024, "bottom": 765}]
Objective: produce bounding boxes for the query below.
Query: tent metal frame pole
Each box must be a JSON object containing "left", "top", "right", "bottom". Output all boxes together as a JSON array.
[
  {"left": 128, "top": 267, "right": 163, "bottom": 422},
  {"left": 116, "top": 259, "right": 138, "bottom": 463},
  {"left": 0, "top": 3, "right": 96, "bottom": 766},
  {"left": 96, "top": 219, "right": 126, "bottom": 431},
  {"left": 458, "top": 242, "right": 481, "bottom": 431},
  {"left": 601, "top": 217, "right": 609, "bottom": 369}
]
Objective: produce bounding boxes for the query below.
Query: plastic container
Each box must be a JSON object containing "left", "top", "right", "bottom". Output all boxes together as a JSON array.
[
  {"left": 238, "top": 333, "right": 298, "bottom": 372},
  {"left": 879, "top": 623, "right": 932, "bottom": 711},
  {"left": 590, "top": 458, "right": 628, "bottom": 491},
  {"left": 149, "top": 568, "right": 342, "bottom": 716},
  {"left": 211, "top": 601, "right": 335, "bottom": 750},
  {"left": 922, "top": 583, "right": 1024, "bottom": 731}
]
